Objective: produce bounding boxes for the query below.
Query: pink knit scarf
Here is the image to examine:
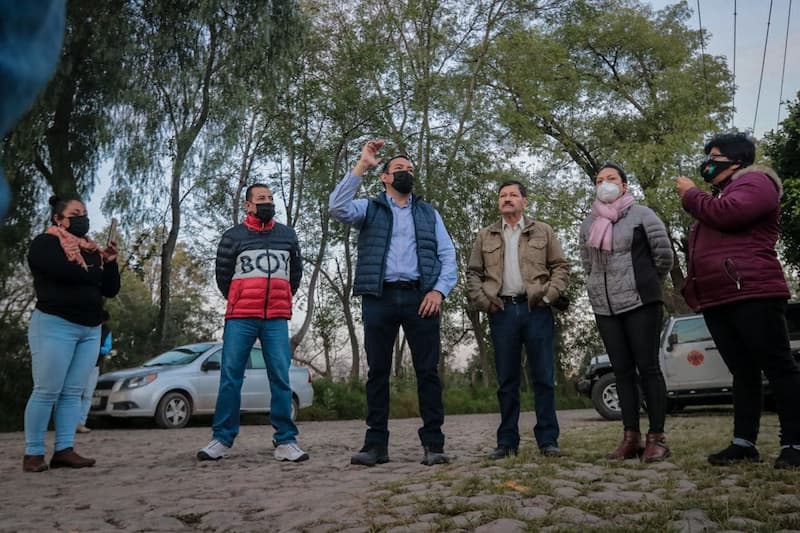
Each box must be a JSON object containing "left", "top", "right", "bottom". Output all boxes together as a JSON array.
[
  {"left": 46, "top": 226, "right": 102, "bottom": 270},
  {"left": 587, "top": 192, "right": 636, "bottom": 253}
]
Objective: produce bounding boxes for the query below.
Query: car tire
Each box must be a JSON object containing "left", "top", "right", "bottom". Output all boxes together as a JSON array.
[
  {"left": 666, "top": 399, "right": 684, "bottom": 413},
  {"left": 290, "top": 396, "right": 300, "bottom": 422},
  {"left": 591, "top": 373, "right": 622, "bottom": 421},
  {"left": 155, "top": 391, "right": 192, "bottom": 429}
]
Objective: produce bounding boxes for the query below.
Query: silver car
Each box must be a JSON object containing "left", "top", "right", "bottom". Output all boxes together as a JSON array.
[{"left": 90, "top": 342, "right": 314, "bottom": 429}]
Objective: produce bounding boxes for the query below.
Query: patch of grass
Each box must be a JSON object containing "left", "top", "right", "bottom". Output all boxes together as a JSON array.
[
  {"left": 360, "top": 411, "right": 800, "bottom": 532},
  {"left": 451, "top": 474, "right": 493, "bottom": 497}
]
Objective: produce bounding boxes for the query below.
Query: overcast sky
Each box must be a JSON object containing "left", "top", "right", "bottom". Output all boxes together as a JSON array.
[{"left": 648, "top": 0, "right": 798, "bottom": 137}]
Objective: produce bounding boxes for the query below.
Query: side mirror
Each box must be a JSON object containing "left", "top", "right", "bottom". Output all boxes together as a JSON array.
[
  {"left": 202, "top": 360, "right": 221, "bottom": 372},
  {"left": 666, "top": 332, "right": 678, "bottom": 352}
]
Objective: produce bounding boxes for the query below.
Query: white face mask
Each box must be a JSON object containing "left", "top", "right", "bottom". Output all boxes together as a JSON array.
[{"left": 596, "top": 181, "right": 622, "bottom": 203}]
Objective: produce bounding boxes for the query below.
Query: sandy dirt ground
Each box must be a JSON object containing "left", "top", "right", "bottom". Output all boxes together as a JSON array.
[{"left": 0, "top": 409, "right": 607, "bottom": 532}]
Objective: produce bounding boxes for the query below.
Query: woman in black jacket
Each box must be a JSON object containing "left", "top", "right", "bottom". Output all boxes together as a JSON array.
[{"left": 23, "top": 195, "right": 120, "bottom": 472}]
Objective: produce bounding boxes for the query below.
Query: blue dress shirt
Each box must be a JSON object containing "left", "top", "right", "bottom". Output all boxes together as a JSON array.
[{"left": 329, "top": 171, "right": 457, "bottom": 297}]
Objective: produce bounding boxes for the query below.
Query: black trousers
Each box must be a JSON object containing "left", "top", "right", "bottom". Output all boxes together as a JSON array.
[
  {"left": 361, "top": 287, "right": 445, "bottom": 448},
  {"left": 595, "top": 302, "right": 667, "bottom": 434},
  {"left": 703, "top": 298, "right": 800, "bottom": 445}
]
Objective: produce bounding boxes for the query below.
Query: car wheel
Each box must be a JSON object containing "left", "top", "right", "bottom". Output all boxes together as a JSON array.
[
  {"left": 155, "top": 391, "right": 192, "bottom": 429},
  {"left": 591, "top": 373, "right": 622, "bottom": 421},
  {"left": 290, "top": 396, "right": 300, "bottom": 422},
  {"left": 666, "top": 399, "right": 684, "bottom": 413}
]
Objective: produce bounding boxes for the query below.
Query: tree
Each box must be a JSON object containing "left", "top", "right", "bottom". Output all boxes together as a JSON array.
[
  {"left": 764, "top": 91, "right": 800, "bottom": 275},
  {"left": 1, "top": 0, "right": 133, "bottom": 278},
  {"left": 108, "top": 0, "right": 303, "bottom": 347},
  {"left": 487, "top": 0, "right": 732, "bottom": 310}
]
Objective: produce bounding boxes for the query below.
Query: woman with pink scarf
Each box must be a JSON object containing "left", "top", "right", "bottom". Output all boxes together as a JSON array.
[
  {"left": 23, "top": 195, "right": 120, "bottom": 472},
  {"left": 579, "top": 163, "right": 674, "bottom": 463}
]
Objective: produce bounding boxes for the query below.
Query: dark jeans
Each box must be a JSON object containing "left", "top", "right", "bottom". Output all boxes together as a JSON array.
[
  {"left": 489, "top": 303, "right": 559, "bottom": 450},
  {"left": 595, "top": 303, "right": 666, "bottom": 434},
  {"left": 703, "top": 298, "right": 800, "bottom": 445},
  {"left": 362, "top": 287, "right": 445, "bottom": 448}
]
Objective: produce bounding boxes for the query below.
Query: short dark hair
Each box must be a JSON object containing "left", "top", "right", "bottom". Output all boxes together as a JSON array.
[
  {"left": 596, "top": 162, "right": 628, "bottom": 184},
  {"left": 245, "top": 183, "right": 271, "bottom": 202},
  {"left": 380, "top": 155, "right": 412, "bottom": 175},
  {"left": 704, "top": 132, "right": 756, "bottom": 165},
  {"left": 48, "top": 194, "right": 84, "bottom": 225},
  {"left": 498, "top": 180, "right": 527, "bottom": 197}
]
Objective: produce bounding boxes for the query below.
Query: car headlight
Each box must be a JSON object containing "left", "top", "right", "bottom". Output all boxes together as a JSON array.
[{"left": 121, "top": 373, "right": 158, "bottom": 389}]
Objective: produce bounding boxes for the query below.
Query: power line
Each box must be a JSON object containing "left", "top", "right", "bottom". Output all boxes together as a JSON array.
[
  {"left": 777, "top": 0, "right": 793, "bottom": 125},
  {"left": 697, "top": 0, "right": 709, "bottom": 109},
  {"left": 732, "top": 0, "right": 737, "bottom": 128},
  {"left": 753, "top": 0, "right": 774, "bottom": 133}
]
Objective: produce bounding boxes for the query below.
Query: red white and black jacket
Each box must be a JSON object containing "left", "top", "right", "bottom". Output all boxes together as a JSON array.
[{"left": 215, "top": 214, "right": 302, "bottom": 319}]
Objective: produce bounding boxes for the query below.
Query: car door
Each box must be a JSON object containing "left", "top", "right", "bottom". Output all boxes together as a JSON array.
[
  {"left": 661, "top": 316, "right": 731, "bottom": 390},
  {"left": 241, "top": 346, "right": 271, "bottom": 412},
  {"left": 190, "top": 348, "right": 222, "bottom": 413}
]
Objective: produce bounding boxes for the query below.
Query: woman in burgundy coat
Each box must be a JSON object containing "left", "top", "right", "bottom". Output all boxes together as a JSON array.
[{"left": 676, "top": 132, "right": 799, "bottom": 470}]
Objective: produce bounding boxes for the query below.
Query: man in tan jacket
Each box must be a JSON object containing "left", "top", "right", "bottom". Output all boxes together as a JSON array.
[{"left": 467, "top": 180, "right": 570, "bottom": 459}]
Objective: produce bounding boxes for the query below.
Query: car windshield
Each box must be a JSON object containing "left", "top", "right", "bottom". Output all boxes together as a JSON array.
[{"left": 142, "top": 343, "right": 215, "bottom": 367}]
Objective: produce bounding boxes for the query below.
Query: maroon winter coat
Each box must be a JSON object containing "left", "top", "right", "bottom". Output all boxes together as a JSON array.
[{"left": 681, "top": 165, "right": 790, "bottom": 311}]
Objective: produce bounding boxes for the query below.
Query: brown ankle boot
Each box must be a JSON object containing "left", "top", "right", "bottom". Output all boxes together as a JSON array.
[
  {"left": 23, "top": 454, "right": 49, "bottom": 472},
  {"left": 50, "top": 447, "right": 96, "bottom": 469},
  {"left": 641, "top": 432, "right": 671, "bottom": 463},
  {"left": 606, "top": 430, "right": 644, "bottom": 460}
]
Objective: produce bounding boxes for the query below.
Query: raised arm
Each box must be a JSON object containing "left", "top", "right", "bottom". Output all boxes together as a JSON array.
[{"left": 328, "top": 140, "right": 384, "bottom": 226}]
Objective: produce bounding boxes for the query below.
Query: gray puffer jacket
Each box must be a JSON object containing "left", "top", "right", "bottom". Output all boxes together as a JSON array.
[{"left": 579, "top": 203, "right": 673, "bottom": 316}]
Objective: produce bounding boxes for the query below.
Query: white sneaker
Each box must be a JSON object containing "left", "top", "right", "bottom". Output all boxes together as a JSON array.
[
  {"left": 274, "top": 442, "right": 309, "bottom": 462},
  {"left": 197, "top": 439, "right": 231, "bottom": 461}
]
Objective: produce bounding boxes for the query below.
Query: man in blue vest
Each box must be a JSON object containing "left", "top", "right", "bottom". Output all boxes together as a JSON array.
[{"left": 329, "top": 140, "right": 457, "bottom": 466}]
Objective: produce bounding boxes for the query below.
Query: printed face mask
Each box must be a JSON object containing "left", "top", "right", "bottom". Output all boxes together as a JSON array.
[
  {"left": 255, "top": 202, "right": 275, "bottom": 223},
  {"left": 699, "top": 159, "right": 737, "bottom": 183},
  {"left": 67, "top": 215, "right": 90, "bottom": 237},
  {"left": 391, "top": 171, "right": 414, "bottom": 194},
  {"left": 596, "top": 181, "right": 621, "bottom": 203}
]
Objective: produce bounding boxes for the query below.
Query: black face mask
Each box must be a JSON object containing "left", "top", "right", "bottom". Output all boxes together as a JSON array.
[
  {"left": 391, "top": 170, "right": 414, "bottom": 194},
  {"left": 255, "top": 202, "right": 275, "bottom": 223},
  {"left": 66, "top": 215, "right": 90, "bottom": 238},
  {"left": 699, "top": 159, "right": 737, "bottom": 183}
]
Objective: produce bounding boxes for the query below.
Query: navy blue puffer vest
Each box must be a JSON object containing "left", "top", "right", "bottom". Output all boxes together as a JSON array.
[{"left": 353, "top": 194, "right": 441, "bottom": 296}]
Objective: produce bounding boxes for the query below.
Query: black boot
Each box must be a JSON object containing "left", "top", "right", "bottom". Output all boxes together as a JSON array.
[
  {"left": 774, "top": 446, "right": 800, "bottom": 469},
  {"left": 421, "top": 445, "right": 450, "bottom": 466},
  {"left": 707, "top": 443, "right": 761, "bottom": 466},
  {"left": 350, "top": 445, "right": 389, "bottom": 467},
  {"left": 488, "top": 446, "right": 517, "bottom": 460}
]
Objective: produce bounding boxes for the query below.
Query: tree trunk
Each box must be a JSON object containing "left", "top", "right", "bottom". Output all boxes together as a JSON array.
[{"left": 156, "top": 156, "right": 184, "bottom": 345}]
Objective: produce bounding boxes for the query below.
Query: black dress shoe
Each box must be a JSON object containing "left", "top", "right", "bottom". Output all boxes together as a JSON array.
[
  {"left": 421, "top": 446, "right": 451, "bottom": 466},
  {"left": 350, "top": 445, "right": 389, "bottom": 467},
  {"left": 707, "top": 443, "right": 761, "bottom": 466},
  {"left": 488, "top": 446, "right": 518, "bottom": 459}
]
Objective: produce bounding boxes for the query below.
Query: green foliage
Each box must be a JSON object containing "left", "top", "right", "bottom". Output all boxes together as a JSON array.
[
  {"left": 764, "top": 91, "right": 800, "bottom": 273},
  {"left": 296, "top": 375, "right": 591, "bottom": 422}
]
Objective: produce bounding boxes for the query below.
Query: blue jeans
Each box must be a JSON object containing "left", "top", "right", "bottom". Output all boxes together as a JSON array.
[
  {"left": 362, "top": 287, "right": 445, "bottom": 448},
  {"left": 489, "top": 303, "right": 559, "bottom": 449},
  {"left": 212, "top": 318, "right": 297, "bottom": 447},
  {"left": 25, "top": 310, "right": 100, "bottom": 455}
]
